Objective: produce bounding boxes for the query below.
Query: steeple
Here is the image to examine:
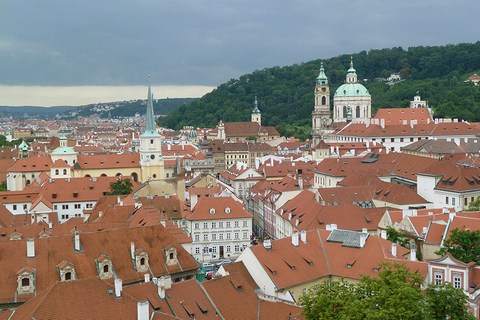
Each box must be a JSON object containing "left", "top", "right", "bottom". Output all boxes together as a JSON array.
[
  {"left": 346, "top": 56, "right": 358, "bottom": 83},
  {"left": 251, "top": 96, "right": 262, "bottom": 125},
  {"left": 144, "top": 81, "right": 159, "bottom": 136},
  {"left": 316, "top": 62, "right": 328, "bottom": 85}
]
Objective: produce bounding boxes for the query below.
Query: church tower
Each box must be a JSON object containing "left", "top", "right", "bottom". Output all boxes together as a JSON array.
[
  {"left": 251, "top": 96, "right": 262, "bottom": 125},
  {"left": 312, "top": 62, "right": 331, "bottom": 147},
  {"left": 139, "top": 84, "right": 164, "bottom": 181}
]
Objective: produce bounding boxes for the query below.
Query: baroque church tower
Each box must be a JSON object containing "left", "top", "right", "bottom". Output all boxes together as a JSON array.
[
  {"left": 312, "top": 62, "right": 331, "bottom": 146},
  {"left": 251, "top": 96, "right": 262, "bottom": 125},
  {"left": 139, "top": 84, "right": 164, "bottom": 181}
]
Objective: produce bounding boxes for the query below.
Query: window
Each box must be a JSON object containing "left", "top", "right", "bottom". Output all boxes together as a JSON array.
[
  {"left": 212, "top": 246, "right": 217, "bottom": 253},
  {"left": 203, "top": 247, "right": 208, "bottom": 254},
  {"left": 62, "top": 204, "right": 69, "bottom": 210},
  {"left": 13, "top": 205, "right": 17, "bottom": 211},
  {"left": 226, "top": 222, "right": 231, "bottom": 228},
  {"left": 226, "top": 233, "right": 231, "bottom": 240},
  {"left": 243, "top": 220, "right": 248, "bottom": 227},
  {"left": 23, "top": 204, "right": 27, "bottom": 210},
  {"left": 194, "top": 234, "right": 200, "bottom": 241},
  {"left": 55, "top": 169, "right": 59, "bottom": 175},
  {"left": 211, "top": 222, "right": 216, "bottom": 229},
  {"left": 74, "top": 204, "right": 81, "bottom": 209},
  {"left": 22, "top": 278, "right": 30, "bottom": 287},
  {"left": 226, "top": 245, "right": 231, "bottom": 252},
  {"left": 219, "top": 222, "right": 223, "bottom": 228},
  {"left": 63, "top": 169, "right": 67, "bottom": 175},
  {"left": 234, "top": 245, "right": 240, "bottom": 252},
  {"left": 453, "top": 274, "right": 462, "bottom": 289},
  {"left": 194, "top": 223, "right": 199, "bottom": 230},
  {"left": 212, "top": 234, "right": 217, "bottom": 241},
  {"left": 219, "top": 233, "right": 224, "bottom": 240},
  {"left": 203, "top": 222, "right": 208, "bottom": 229},
  {"left": 400, "top": 138, "right": 404, "bottom": 142},
  {"left": 452, "top": 198, "right": 456, "bottom": 206},
  {"left": 203, "top": 234, "right": 208, "bottom": 241},
  {"left": 103, "top": 265, "right": 109, "bottom": 273},
  {"left": 150, "top": 139, "right": 154, "bottom": 144},
  {"left": 434, "top": 271, "right": 443, "bottom": 285},
  {"left": 140, "top": 257, "right": 145, "bottom": 266},
  {"left": 446, "top": 197, "right": 449, "bottom": 205},
  {"left": 234, "top": 232, "right": 239, "bottom": 240},
  {"left": 195, "top": 247, "right": 200, "bottom": 254},
  {"left": 243, "top": 232, "right": 248, "bottom": 239},
  {"left": 234, "top": 221, "right": 239, "bottom": 228},
  {"left": 86, "top": 203, "right": 93, "bottom": 209},
  {"left": 65, "top": 272, "right": 72, "bottom": 281}
]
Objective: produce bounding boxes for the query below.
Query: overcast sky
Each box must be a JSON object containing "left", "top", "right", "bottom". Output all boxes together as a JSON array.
[{"left": 1, "top": 0, "right": 479, "bottom": 105}]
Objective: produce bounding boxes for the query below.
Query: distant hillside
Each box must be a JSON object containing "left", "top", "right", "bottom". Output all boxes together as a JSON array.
[
  {"left": 0, "top": 106, "right": 76, "bottom": 119},
  {"left": 66, "top": 98, "right": 195, "bottom": 119},
  {"left": 159, "top": 42, "right": 480, "bottom": 139},
  {"left": 0, "top": 98, "right": 195, "bottom": 119}
]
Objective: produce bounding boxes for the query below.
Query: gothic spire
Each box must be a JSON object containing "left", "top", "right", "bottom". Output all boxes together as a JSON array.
[{"left": 144, "top": 79, "right": 159, "bottom": 135}]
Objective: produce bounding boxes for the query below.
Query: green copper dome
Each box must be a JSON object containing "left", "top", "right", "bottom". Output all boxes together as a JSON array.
[
  {"left": 334, "top": 83, "right": 370, "bottom": 97},
  {"left": 316, "top": 62, "right": 328, "bottom": 85}
]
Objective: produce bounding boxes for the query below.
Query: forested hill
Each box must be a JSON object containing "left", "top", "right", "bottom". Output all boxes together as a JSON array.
[{"left": 159, "top": 42, "right": 480, "bottom": 139}]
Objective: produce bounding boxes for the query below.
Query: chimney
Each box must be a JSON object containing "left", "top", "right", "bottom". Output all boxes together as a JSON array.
[
  {"left": 331, "top": 224, "right": 337, "bottom": 231},
  {"left": 300, "top": 230, "right": 307, "bottom": 243},
  {"left": 291, "top": 231, "right": 299, "bottom": 247},
  {"left": 297, "top": 169, "right": 303, "bottom": 190},
  {"left": 144, "top": 274, "right": 150, "bottom": 283},
  {"left": 27, "top": 238, "right": 35, "bottom": 258},
  {"left": 410, "top": 248, "right": 417, "bottom": 261},
  {"left": 362, "top": 228, "right": 368, "bottom": 233},
  {"left": 391, "top": 243, "right": 397, "bottom": 257},
  {"left": 130, "top": 242, "right": 135, "bottom": 259},
  {"left": 359, "top": 233, "right": 367, "bottom": 248},
  {"left": 114, "top": 278, "right": 122, "bottom": 298},
  {"left": 137, "top": 300, "right": 149, "bottom": 320},
  {"left": 380, "top": 119, "right": 385, "bottom": 129},
  {"left": 74, "top": 228, "right": 80, "bottom": 251},
  {"left": 158, "top": 277, "right": 166, "bottom": 299},
  {"left": 380, "top": 230, "right": 387, "bottom": 239}
]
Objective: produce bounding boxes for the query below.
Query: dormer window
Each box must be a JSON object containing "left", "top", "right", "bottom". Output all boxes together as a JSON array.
[
  {"left": 16, "top": 266, "right": 35, "bottom": 295},
  {"left": 57, "top": 260, "right": 76, "bottom": 282},
  {"left": 134, "top": 249, "right": 149, "bottom": 272},
  {"left": 96, "top": 254, "right": 113, "bottom": 279},
  {"left": 164, "top": 245, "right": 178, "bottom": 266}
]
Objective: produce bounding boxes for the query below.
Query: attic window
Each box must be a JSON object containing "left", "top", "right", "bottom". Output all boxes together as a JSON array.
[
  {"left": 52, "top": 193, "right": 57, "bottom": 199},
  {"left": 209, "top": 208, "right": 215, "bottom": 214},
  {"left": 196, "top": 302, "right": 208, "bottom": 314},
  {"left": 229, "top": 279, "right": 242, "bottom": 290},
  {"left": 73, "top": 192, "right": 78, "bottom": 198},
  {"left": 225, "top": 207, "right": 231, "bottom": 214}
]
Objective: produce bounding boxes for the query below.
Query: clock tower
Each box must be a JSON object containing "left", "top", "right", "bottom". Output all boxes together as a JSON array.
[
  {"left": 140, "top": 84, "right": 164, "bottom": 181},
  {"left": 312, "top": 62, "right": 331, "bottom": 146}
]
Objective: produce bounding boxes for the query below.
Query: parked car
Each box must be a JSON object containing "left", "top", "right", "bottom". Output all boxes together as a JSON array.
[
  {"left": 202, "top": 262, "right": 214, "bottom": 269},
  {"left": 205, "top": 271, "right": 216, "bottom": 280},
  {"left": 216, "top": 259, "right": 232, "bottom": 266}
]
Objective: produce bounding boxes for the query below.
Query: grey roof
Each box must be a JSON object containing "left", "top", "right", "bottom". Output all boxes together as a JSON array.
[{"left": 326, "top": 229, "right": 368, "bottom": 248}]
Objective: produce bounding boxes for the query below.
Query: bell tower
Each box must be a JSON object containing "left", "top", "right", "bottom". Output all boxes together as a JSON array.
[
  {"left": 312, "top": 62, "right": 331, "bottom": 146},
  {"left": 139, "top": 82, "right": 164, "bottom": 181},
  {"left": 251, "top": 96, "right": 262, "bottom": 125}
]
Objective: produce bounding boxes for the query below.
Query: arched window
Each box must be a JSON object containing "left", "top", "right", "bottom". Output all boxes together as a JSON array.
[
  {"left": 356, "top": 106, "right": 360, "bottom": 118},
  {"left": 321, "top": 96, "right": 327, "bottom": 105},
  {"left": 343, "top": 106, "right": 347, "bottom": 118},
  {"left": 169, "top": 252, "right": 174, "bottom": 260},
  {"left": 63, "top": 169, "right": 67, "bottom": 175},
  {"left": 103, "top": 264, "right": 109, "bottom": 273},
  {"left": 55, "top": 169, "right": 59, "bottom": 175},
  {"left": 100, "top": 173, "right": 107, "bottom": 177},
  {"left": 140, "top": 257, "right": 145, "bottom": 266},
  {"left": 131, "top": 172, "right": 138, "bottom": 182},
  {"left": 85, "top": 174, "right": 91, "bottom": 178},
  {"left": 22, "top": 278, "right": 30, "bottom": 287}
]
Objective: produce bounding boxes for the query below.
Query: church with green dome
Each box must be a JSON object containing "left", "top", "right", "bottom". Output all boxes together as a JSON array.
[{"left": 332, "top": 58, "right": 372, "bottom": 123}]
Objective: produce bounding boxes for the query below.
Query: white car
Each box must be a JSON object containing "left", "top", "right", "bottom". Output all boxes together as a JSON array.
[
  {"left": 202, "top": 262, "right": 214, "bottom": 269},
  {"left": 216, "top": 259, "right": 232, "bottom": 266}
]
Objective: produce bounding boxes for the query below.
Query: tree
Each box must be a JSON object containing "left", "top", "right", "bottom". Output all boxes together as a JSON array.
[
  {"left": 467, "top": 196, "right": 480, "bottom": 211},
  {"left": 425, "top": 283, "right": 476, "bottom": 320},
  {"left": 108, "top": 178, "right": 133, "bottom": 195},
  {"left": 300, "top": 263, "right": 474, "bottom": 320},
  {"left": 436, "top": 228, "right": 480, "bottom": 264},
  {"left": 0, "top": 180, "right": 7, "bottom": 191}
]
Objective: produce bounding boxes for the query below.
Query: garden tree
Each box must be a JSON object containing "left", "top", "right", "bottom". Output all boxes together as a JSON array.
[
  {"left": 299, "top": 263, "right": 474, "bottom": 320},
  {"left": 108, "top": 178, "right": 133, "bottom": 195},
  {"left": 0, "top": 180, "right": 7, "bottom": 191},
  {"left": 436, "top": 228, "right": 480, "bottom": 264},
  {"left": 467, "top": 196, "right": 480, "bottom": 211},
  {"left": 425, "top": 283, "right": 476, "bottom": 320}
]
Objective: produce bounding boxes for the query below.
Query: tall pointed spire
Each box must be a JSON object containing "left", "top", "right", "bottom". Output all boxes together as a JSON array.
[
  {"left": 316, "top": 61, "right": 328, "bottom": 85},
  {"left": 144, "top": 77, "right": 159, "bottom": 136},
  {"left": 252, "top": 95, "right": 260, "bottom": 114}
]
